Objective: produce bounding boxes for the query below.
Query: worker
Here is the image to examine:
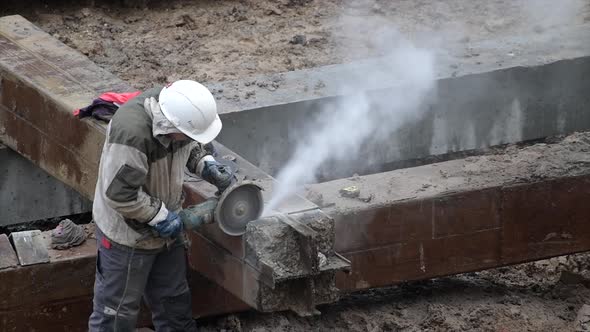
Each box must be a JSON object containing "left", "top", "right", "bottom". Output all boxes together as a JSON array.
[{"left": 88, "top": 80, "right": 234, "bottom": 331}]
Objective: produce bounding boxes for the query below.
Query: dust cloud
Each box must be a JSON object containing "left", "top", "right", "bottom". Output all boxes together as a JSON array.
[{"left": 264, "top": 3, "right": 437, "bottom": 214}]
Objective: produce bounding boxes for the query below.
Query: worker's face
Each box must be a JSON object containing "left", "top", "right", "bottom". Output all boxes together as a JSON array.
[{"left": 168, "top": 133, "right": 190, "bottom": 141}]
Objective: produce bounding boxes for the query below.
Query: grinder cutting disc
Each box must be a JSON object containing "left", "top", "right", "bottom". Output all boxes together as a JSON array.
[{"left": 215, "top": 181, "right": 264, "bottom": 236}]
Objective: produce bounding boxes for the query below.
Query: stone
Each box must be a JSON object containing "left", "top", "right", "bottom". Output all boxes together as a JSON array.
[{"left": 339, "top": 186, "right": 360, "bottom": 198}]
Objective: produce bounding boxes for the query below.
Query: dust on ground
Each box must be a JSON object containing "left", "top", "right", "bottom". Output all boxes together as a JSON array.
[{"left": 2, "top": 0, "right": 590, "bottom": 331}]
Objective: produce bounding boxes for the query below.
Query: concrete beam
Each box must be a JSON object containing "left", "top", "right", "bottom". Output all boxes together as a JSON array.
[
  {"left": 0, "top": 145, "right": 91, "bottom": 225},
  {"left": 209, "top": 25, "right": 590, "bottom": 179},
  {"left": 307, "top": 134, "right": 590, "bottom": 290}
]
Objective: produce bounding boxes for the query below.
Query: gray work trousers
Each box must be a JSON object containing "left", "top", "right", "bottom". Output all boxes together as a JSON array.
[{"left": 88, "top": 228, "right": 197, "bottom": 332}]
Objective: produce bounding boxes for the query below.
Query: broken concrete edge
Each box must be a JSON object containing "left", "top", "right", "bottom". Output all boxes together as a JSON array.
[
  {"left": 185, "top": 207, "right": 350, "bottom": 316},
  {"left": 243, "top": 209, "right": 348, "bottom": 283},
  {"left": 209, "top": 24, "right": 590, "bottom": 114}
]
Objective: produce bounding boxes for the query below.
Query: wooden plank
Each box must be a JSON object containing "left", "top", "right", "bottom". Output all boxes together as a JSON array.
[
  {"left": 0, "top": 233, "right": 18, "bottom": 269},
  {"left": 9, "top": 230, "right": 49, "bottom": 266}
]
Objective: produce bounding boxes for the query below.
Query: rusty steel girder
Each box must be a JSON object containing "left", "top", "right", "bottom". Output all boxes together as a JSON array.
[{"left": 306, "top": 140, "right": 590, "bottom": 290}]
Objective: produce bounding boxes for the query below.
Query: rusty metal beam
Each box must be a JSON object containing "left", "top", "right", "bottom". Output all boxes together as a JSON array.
[{"left": 306, "top": 138, "right": 590, "bottom": 291}]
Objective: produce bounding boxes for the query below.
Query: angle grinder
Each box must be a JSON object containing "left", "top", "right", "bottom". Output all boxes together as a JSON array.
[{"left": 180, "top": 181, "right": 264, "bottom": 236}]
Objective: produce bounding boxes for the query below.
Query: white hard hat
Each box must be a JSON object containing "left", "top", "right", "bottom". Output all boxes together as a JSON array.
[{"left": 158, "top": 80, "right": 222, "bottom": 144}]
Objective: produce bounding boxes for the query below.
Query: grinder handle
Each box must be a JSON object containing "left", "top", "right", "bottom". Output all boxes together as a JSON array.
[{"left": 179, "top": 198, "right": 219, "bottom": 230}]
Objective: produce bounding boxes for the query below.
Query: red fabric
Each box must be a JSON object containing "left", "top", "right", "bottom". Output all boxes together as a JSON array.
[
  {"left": 72, "top": 91, "right": 142, "bottom": 116},
  {"left": 101, "top": 236, "right": 112, "bottom": 249},
  {"left": 98, "top": 91, "right": 141, "bottom": 104}
]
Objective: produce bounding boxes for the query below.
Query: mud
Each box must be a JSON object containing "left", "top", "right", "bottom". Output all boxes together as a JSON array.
[
  {"left": 2, "top": 0, "right": 589, "bottom": 89},
  {"left": 199, "top": 252, "right": 590, "bottom": 331},
  {"left": 2, "top": 0, "right": 590, "bottom": 331}
]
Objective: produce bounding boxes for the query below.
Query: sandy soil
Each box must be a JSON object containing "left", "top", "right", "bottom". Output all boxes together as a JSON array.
[{"left": 2, "top": 0, "right": 590, "bottom": 331}]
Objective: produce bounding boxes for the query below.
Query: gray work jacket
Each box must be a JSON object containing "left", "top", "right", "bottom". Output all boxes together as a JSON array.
[{"left": 92, "top": 87, "right": 209, "bottom": 249}]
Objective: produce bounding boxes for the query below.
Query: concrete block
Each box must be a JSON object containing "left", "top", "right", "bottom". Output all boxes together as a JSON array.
[
  {"left": 10, "top": 230, "right": 49, "bottom": 266},
  {"left": 0, "top": 234, "right": 17, "bottom": 270},
  {"left": 0, "top": 146, "right": 91, "bottom": 225},
  {"left": 209, "top": 26, "right": 590, "bottom": 180}
]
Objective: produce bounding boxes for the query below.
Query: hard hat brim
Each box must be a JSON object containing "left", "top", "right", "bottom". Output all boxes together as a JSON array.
[{"left": 179, "top": 114, "right": 222, "bottom": 144}]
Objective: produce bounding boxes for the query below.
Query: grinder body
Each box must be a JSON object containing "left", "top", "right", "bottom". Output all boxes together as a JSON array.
[{"left": 179, "top": 198, "right": 218, "bottom": 230}]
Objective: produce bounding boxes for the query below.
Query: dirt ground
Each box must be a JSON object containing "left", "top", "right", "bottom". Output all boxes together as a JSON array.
[
  {"left": 3, "top": 0, "right": 590, "bottom": 90},
  {"left": 2, "top": 0, "right": 590, "bottom": 331},
  {"left": 200, "top": 253, "right": 590, "bottom": 331}
]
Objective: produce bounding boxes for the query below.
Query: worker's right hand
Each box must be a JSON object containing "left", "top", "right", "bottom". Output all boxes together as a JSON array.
[{"left": 151, "top": 211, "right": 183, "bottom": 238}]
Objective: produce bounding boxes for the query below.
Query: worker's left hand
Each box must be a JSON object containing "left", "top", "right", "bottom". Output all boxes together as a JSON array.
[{"left": 202, "top": 160, "right": 236, "bottom": 194}]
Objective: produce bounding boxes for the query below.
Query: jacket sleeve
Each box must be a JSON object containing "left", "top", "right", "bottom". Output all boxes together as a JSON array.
[{"left": 101, "top": 142, "right": 166, "bottom": 223}]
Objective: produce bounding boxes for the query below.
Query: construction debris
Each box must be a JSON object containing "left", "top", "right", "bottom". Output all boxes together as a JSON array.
[
  {"left": 51, "top": 219, "right": 87, "bottom": 250},
  {"left": 339, "top": 185, "right": 360, "bottom": 198}
]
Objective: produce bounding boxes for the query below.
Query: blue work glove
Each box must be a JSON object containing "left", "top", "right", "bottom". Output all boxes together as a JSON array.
[
  {"left": 201, "top": 160, "right": 236, "bottom": 194},
  {"left": 152, "top": 211, "right": 183, "bottom": 238}
]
